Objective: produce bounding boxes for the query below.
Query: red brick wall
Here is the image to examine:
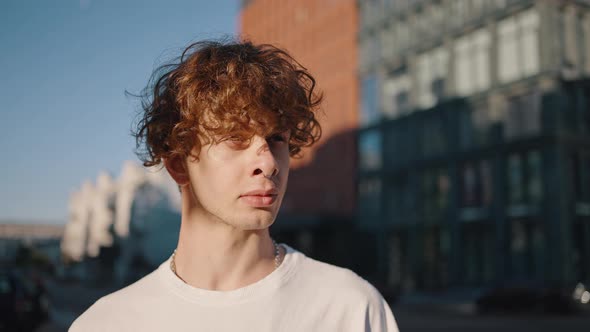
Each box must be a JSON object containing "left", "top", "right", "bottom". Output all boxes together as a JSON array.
[{"left": 240, "top": 0, "right": 358, "bottom": 216}]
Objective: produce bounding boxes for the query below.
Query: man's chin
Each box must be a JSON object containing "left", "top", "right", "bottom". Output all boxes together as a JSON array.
[{"left": 234, "top": 214, "right": 277, "bottom": 231}]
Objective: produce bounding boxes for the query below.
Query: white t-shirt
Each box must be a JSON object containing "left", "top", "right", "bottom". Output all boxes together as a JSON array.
[{"left": 70, "top": 244, "right": 399, "bottom": 331}]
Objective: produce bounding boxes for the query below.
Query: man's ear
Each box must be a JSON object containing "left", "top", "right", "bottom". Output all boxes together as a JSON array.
[{"left": 164, "top": 155, "right": 190, "bottom": 187}]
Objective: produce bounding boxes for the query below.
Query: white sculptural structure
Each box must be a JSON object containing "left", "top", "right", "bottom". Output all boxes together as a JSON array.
[{"left": 61, "top": 161, "right": 180, "bottom": 272}]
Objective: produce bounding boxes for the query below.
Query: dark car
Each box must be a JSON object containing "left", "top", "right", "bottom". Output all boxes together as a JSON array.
[
  {"left": 0, "top": 269, "right": 49, "bottom": 332},
  {"left": 476, "top": 282, "right": 590, "bottom": 315}
]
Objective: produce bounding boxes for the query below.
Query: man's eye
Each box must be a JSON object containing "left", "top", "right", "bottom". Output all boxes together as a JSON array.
[
  {"left": 268, "top": 134, "right": 286, "bottom": 143},
  {"left": 224, "top": 136, "right": 250, "bottom": 149}
]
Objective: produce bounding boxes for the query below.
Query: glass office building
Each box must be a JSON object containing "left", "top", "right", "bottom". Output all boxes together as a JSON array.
[{"left": 358, "top": 0, "right": 590, "bottom": 292}]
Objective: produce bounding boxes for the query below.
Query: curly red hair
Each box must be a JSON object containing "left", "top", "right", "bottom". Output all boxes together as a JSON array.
[{"left": 133, "top": 39, "right": 322, "bottom": 167}]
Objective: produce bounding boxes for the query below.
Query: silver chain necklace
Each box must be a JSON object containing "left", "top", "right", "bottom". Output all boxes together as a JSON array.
[{"left": 170, "top": 239, "right": 282, "bottom": 278}]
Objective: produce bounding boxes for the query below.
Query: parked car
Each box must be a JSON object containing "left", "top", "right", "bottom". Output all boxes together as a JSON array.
[
  {"left": 476, "top": 282, "right": 590, "bottom": 315},
  {"left": 0, "top": 269, "right": 49, "bottom": 332}
]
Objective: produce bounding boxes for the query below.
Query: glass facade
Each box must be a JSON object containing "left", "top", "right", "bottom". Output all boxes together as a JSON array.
[
  {"left": 421, "top": 168, "right": 451, "bottom": 221},
  {"left": 509, "top": 219, "right": 545, "bottom": 281},
  {"left": 357, "top": 1, "right": 590, "bottom": 293},
  {"left": 359, "top": 130, "right": 383, "bottom": 171},
  {"left": 507, "top": 150, "right": 544, "bottom": 205},
  {"left": 460, "top": 160, "right": 493, "bottom": 207},
  {"left": 384, "top": 177, "right": 415, "bottom": 225},
  {"left": 358, "top": 178, "right": 382, "bottom": 218},
  {"left": 461, "top": 222, "right": 495, "bottom": 285},
  {"left": 498, "top": 8, "right": 540, "bottom": 83},
  {"left": 455, "top": 28, "right": 491, "bottom": 96},
  {"left": 504, "top": 91, "right": 541, "bottom": 140},
  {"left": 361, "top": 75, "right": 380, "bottom": 125},
  {"left": 383, "top": 123, "right": 410, "bottom": 168},
  {"left": 416, "top": 47, "right": 449, "bottom": 109},
  {"left": 387, "top": 231, "right": 412, "bottom": 291},
  {"left": 419, "top": 226, "right": 450, "bottom": 289},
  {"left": 508, "top": 154, "right": 524, "bottom": 204},
  {"left": 572, "top": 152, "right": 590, "bottom": 202},
  {"left": 585, "top": 13, "right": 590, "bottom": 73},
  {"left": 420, "top": 118, "right": 447, "bottom": 157},
  {"left": 527, "top": 150, "right": 543, "bottom": 204},
  {"left": 572, "top": 216, "right": 590, "bottom": 282},
  {"left": 383, "top": 71, "right": 411, "bottom": 118}
]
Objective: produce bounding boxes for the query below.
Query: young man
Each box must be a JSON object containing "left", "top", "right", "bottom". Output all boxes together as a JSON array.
[{"left": 70, "top": 40, "right": 399, "bottom": 331}]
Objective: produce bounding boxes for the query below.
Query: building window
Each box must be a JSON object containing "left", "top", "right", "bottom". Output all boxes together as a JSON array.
[
  {"left": 572, "top": 152, "right": 590, "bottom": 202},
  {"left": 508, "top": 150, "right": 544, "bottom": 206},
  {"left": 572, "top": 217, "right": 590, "bottom": 282},
  {"left": 471, "top": 0, "right": 487, "bottom": 17},
  {"left": 387, "top": 231, "right": 413, "bottom": 290},
  {"left": 396, "top": 92, "right": 410, "bottom": 114},
  {"left": 498, "top": 8, "right": 540, "bottom": 83},
  {"left": 521, "top": 9, "right": 540, "bottom": 76},
  {"left": 504, "top": 91, "right": 541, "bottom": 140},
  {"left": 383, "top": 71, "right": 411, "bottom": 118},
  {"left": 459, "top": 110, "right": 475, "bottom": 150},
  {"left": 454, "top": 28, "right": 491, "bottom": 96},
  {"left": 584, "top": 13, "right": 590, "bottom": 74},
  {"left": 420, "top": 226, "right": 450, "bottom": 289},
  {"left": 460, "top": 160, "right": 493, "bottom": 207},
  {"left": 421, "top": 168, "right": 451, "bottom": 221},
  {"left": 462, "top": 163, "right": 478, "bottom": 206},
  {"left": 563, "top": 7, "right": 580, "bottom": 70},
  {"left": 369, "top": 34, "right": 381, "bottom": 65},
  {"left": 385, "top": 177, "right": 413, "bottom": 223},
  {"left": 577, "top": 13, "right": 586, "bottom": 74},
  {"left": 461, "top": 222, "right": 495, "bottom": 285},
  {"left": 430, "top": 3, "right": 444, "bottom": 33},
  {"left": 392, "top": 0, "right": 410, "bottom": 12},
  {"left": 421, "top": 117, "right": 447, "bottom": 157},
  {"left": 360, "top": 34, "right": 381, "bottom": 72},
  {"left": 527, "top": 150, "right": 543, "bottom": 204},
  {"left": 510, "top": 219, "right": 545, "bottom": 281},
  {"left": 383, "top": 124, "right": 409, "bottom": 168},
  {"left": 494, "top": 0, "right": 507, "bottom": 9},
  {"left": 359, "top": 178, "right": 382, "bottom": 216},
  {"left": 508, "top": 154, "right": 524, "bottom": 205},
  {"left": 498, "top": 16, "right": 519, "bottom": 82},
  {"left": 359, "top": 130, "right": 383, "bottom": 171},
  {"left": 416, "top": 46, "right": 448, "bottom": 109},
  {"left": 458, "top": 102, "right": 494, "bottom": 150},
  {"left": 394, "top": 20, "right": 410, "bottom": 55},
  {"left": 382, "top": 24, "right": 395, "bottom": 60},
  {"left": 361, "top": 75, "right": 380, "bottom": 125},
  {"left": 360, "top": 0, "right": 379, "bottom": 31},
  {"left": 450, "top": 0, "right": 468, "bottom": 28}
]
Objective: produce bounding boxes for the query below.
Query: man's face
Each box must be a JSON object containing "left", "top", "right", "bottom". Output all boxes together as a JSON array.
[{"left": 184, "top": 130, "right": 290, "bottom": 230}]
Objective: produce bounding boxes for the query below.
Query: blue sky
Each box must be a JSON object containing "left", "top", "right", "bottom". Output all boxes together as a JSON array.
[{"left": 0, "top": 0, "right": 238, "bottom": 223}]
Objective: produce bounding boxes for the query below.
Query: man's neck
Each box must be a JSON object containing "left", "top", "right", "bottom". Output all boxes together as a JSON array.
[{"left": 173, "top": 213, "right": 280, "bottom": 291}]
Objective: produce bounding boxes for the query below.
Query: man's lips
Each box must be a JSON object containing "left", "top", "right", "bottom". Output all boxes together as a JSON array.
[
  {"left": 241, "top": 189, "right": 278, "bottom": 196},
  {"left": 240, "top": 189, "right": 278, "bottom": 207}
]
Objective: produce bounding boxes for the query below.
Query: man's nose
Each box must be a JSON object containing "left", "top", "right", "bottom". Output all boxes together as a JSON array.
[{"left": 251, "top": 137, "right": 279, "bottom": 178}]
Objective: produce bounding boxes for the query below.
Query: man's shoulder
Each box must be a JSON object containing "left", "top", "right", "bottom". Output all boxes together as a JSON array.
[
  {"left": 97, "top": 267, "right": 163, "bottom": 304},
  {"left": 286, "top": 252, "right": 398, "bottom": 331},
  {"left": 69, "top": 268, "right": 163, "bottom": 331},
  {"left": 295, "top": 253, "right": 383, "bottom": 303}
]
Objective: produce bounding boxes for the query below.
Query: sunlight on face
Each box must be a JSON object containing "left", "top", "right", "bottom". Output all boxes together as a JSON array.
[
  {"left": 205, "top": 131, "right": 291, "bottom": 162},
  {"left": 185, "top": 130, "right": 291, "bottom": 230}
]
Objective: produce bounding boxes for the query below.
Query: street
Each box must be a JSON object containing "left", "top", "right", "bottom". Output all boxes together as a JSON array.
[{"left": 393, "top": 308, "right": 590, "bottom": 331}]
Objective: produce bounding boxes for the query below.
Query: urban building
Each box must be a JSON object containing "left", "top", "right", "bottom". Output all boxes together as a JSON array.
[
  {"left": 357, "top": 0, "right": 590, "bottom": 293},
  {"left": 60, "top": 162, "right": 181, "bottom": 286}
]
